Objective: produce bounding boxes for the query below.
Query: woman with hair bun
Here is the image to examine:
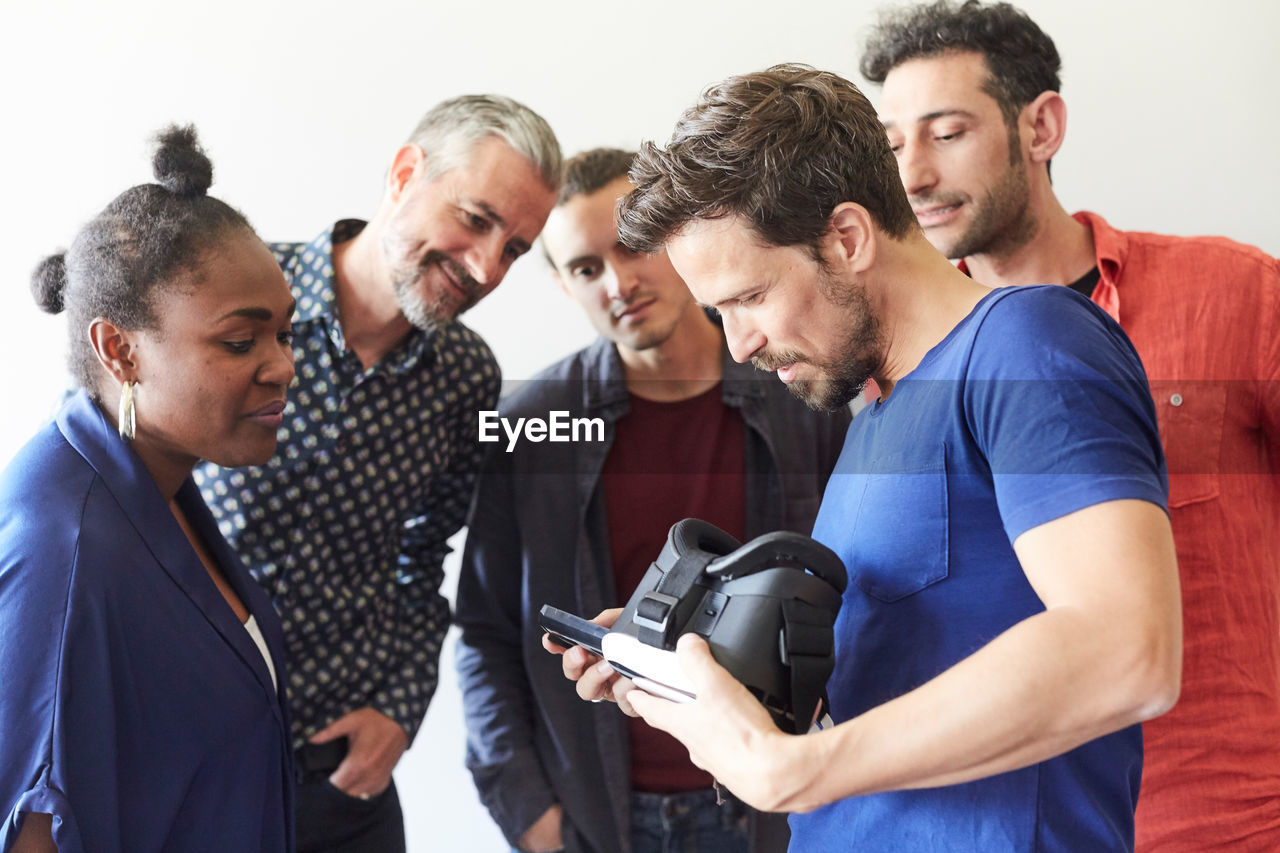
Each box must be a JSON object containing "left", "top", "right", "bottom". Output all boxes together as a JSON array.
[{"left": 0, "top": 125, "right": 296, "bottom": 853}]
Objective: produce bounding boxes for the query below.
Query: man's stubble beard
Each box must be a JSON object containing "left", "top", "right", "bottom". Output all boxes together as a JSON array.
[
  {"left": 753, "top": 269, "right": 884, "bottom": 412},
  {"left": 934, "top": 156, "right": 1037, "bottom": 262}
]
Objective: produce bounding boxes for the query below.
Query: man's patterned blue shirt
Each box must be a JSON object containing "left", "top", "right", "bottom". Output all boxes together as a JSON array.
[{"left": 195, "top": 219, "right": 500, "bottom": 748}]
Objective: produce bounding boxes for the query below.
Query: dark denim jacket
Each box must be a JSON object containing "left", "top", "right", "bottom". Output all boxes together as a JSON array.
[{"left": 455, "top": 337, "right": 850, "bottom": 853}]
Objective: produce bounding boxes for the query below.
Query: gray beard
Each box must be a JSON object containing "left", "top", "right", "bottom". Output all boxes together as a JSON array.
[
  {"left": 393, "top": 270, "right": 449, "bottom": 335},
  {"left": 391, "top": 251, "right": 480, "bottom": 335}
]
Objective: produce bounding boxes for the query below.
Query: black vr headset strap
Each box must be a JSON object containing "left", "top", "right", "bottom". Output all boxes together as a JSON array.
[
  {"left": 706, "top": 530, "right": 848, "bottom": 594},
  {"left": 633, "top": 550, "right": 717, "bottom": 648},
  {"left": 780, "top": 598, "right": 836, "bottom": 735}
]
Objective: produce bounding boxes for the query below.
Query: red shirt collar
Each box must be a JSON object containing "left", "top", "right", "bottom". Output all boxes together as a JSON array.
[{"left": 954, "top": 211, "right": 1127, "bottom": 324}]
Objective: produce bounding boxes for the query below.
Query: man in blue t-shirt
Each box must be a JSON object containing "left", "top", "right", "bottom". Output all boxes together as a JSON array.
[{"left": 559, "top": 66, "right": 1181, "bottom": 851}]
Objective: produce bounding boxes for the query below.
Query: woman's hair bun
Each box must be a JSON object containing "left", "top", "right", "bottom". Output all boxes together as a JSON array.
[
  {"left": 151, "top": 124, "right": 213, "bottom": 197},
  {"left": 30, "top": 252, "right": 69, "bottom": 315}
]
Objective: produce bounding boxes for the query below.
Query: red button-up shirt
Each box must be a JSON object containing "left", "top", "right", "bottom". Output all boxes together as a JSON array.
[
  {"left": 1077, "top": 213, "right": 1279, "bottom": 850},
  {"left": 887, "top": 215, "right": 1277, "bottom": 848}
]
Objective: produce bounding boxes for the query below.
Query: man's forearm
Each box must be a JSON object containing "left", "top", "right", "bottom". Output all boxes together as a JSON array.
[
  {"left": 371, "top": 580, "right": 451, "bottom": 742},
  {"left": 779, "top": 603, "right": 1176, "bottom": 811}
]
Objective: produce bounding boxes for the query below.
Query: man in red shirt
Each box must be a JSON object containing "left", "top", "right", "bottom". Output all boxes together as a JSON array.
[{"left": 862, "top": 3, "right": 1280, "bottom": 849}]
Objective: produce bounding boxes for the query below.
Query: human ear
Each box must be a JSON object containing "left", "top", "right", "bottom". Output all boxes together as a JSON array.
[
  {"left": 386, "top": 143, "right": 427, "bottom": 202},
  {"left": 87, "top": 318, "right": 138, "bottom": 385},
  {"left": 827, "top": 203, "right": 877, "bottom": 274},
  {"left": 1024, "top": 91, "right": 1067, "bottom": 165}
]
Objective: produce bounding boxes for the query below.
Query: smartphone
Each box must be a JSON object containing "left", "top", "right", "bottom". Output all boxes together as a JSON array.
[{"left": 538, "top": 605, "right": 607, "bottom": 656}]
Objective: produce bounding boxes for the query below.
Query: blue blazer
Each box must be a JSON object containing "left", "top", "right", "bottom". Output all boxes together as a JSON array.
[{"left": 0, "top": 391, "right": 294, "bottom": 853}]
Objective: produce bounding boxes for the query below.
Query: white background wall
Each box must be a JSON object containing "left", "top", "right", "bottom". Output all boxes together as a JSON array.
[{"left": 2, "top": 1, "right": 1276, "bottom": 849}]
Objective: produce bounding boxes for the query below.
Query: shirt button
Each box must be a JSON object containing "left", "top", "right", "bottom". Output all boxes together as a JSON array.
[{"left": 1170, "top": 393, "right": 1183, "bottom": 407}]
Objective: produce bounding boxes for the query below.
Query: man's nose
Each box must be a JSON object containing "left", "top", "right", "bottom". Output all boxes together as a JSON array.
[
  {"left": 898, "top": 139, "right": 939, "bottom": 199},
  {"left": 464, "top": 240, "right": 505, "bottom": 288},
  {"left": 722, "top": 313, "right": 765, "bottom": 364},
  {"left": 603, "top": 263, "right": 639, "bottom": 303}
]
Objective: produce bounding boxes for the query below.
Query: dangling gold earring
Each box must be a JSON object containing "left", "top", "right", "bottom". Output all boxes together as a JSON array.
[{"left": 118, "top": 380, "right": 136, "bottom": 441}]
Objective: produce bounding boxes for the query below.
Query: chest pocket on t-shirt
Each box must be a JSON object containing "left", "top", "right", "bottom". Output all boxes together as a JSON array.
[
  {"left": 1151, "top": 381, "right": 1225, "bottom": 508},
  {"left": 848, "top": 449, "right": 950, "bottom": 602}
]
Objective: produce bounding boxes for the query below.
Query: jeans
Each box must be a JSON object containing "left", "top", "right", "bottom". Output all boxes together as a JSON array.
[{"left": 629, "top": 788, "right": 750, "bottom": 853}]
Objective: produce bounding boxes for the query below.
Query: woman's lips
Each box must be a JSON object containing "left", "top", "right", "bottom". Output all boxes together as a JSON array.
[{"left": 247, "top": 400, "right": 287, "bottom": 427}]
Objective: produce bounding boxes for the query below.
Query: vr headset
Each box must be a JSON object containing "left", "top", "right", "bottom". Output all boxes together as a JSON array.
[{"left": 543, "top": 518, "right": 846, "bottom": 734}]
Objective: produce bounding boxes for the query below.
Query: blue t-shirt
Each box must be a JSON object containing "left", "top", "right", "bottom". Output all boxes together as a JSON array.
[{"left": 791, "top": 286, "right": 1168, "bottom": 851}]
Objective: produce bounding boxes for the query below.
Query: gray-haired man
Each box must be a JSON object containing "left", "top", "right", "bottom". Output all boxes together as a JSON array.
[{"left": 196, "top": 95, "right": 562, "bottom": 852}]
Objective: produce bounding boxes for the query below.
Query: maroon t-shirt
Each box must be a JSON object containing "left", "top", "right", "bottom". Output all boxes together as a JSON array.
[{"left": 602, "top": 384, "right": 746, "bottom": 793}]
